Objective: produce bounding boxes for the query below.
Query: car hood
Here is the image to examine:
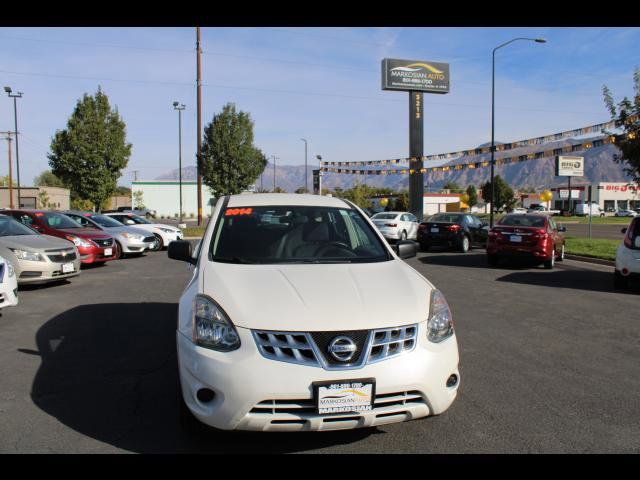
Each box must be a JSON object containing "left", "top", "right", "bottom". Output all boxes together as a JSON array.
[
  {"left": 57, "top": 228, "right": 112, "bottom": 239},
  {"left": 0, "top": 234, "right": 74, "bottom": 251},
  {"left": 102, "top": 226, "right": 150, "bottom": 237},
  {"left": 200, "top": 260, "right": 433, "bottom": 331}
]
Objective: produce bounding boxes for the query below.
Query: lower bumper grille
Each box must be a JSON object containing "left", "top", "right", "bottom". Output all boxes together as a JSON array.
[{"left": 143, "top": 236, "right": 155, "bottom": 243}]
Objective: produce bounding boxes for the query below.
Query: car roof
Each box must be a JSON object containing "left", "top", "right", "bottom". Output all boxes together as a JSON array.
[{"left": 227, "top": 193, "right": 351, "bottom": 209}]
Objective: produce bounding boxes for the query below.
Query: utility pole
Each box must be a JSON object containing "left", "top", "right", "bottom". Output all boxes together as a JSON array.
[
  {"left": 271, "top": 155, "right": 279, "bottom": 191},
  {"left": 301, "top": 138, "right": 308, "bottom": 192},
  {"left": 196, "top": 27, "right": 203, "bottom": 226},
  {"left": 4, "top": 87, "right": 23, "bottom": 207},
  {"left": 2, "top": 132, "right": 14, "bottom": 208},
  {"left": 173, "top": 102, "right": 186, "bottom": 223},
  {"left": 131, "top": 170, "right": 139, "bottom": 182}
]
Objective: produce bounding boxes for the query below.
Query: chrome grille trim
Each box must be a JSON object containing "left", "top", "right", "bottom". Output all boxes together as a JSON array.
[{"left": 252, "top": 324, "right": 418, "bottom": 370}]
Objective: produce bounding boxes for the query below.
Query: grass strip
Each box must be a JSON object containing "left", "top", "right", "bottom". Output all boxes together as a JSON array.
[{"left": 564, "top": 236, "right": 619, "bottom": 261}]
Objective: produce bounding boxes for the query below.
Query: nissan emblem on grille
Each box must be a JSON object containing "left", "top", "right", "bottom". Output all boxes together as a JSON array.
[{"left": 328, "top": 336, "right": 357, "bottom": 362}]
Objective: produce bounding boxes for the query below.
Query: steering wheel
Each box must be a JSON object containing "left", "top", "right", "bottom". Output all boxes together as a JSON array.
[{"left": 314, "top": 241, "right": 356, "bottom": 257}]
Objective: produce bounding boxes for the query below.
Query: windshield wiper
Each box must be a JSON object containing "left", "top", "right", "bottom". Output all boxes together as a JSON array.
[
  {"left": 213, "top": 256, "right": 257, "bottom": 264},
  {"left": 276, "top": 259, "right": 353, "bottom": 264}
]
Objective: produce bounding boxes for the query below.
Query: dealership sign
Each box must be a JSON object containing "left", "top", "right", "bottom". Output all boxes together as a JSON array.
[
  {"left": 555, "top": 155, "right": 584, "bottom": 177},
  {"left": 381, "top": 58, "right": 450, "bottom": 93}
]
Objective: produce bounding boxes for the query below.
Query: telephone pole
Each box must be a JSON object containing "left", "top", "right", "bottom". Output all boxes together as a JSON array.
[
  {"left": 196, "top": 27, "right": 203, "bottom": 226},
  {"left": 271, "top": 155, "right": 279, "bottom": 191},
  {"left": 131, "top": 170, "right": 139, "bottom": 181},
  {"left": 2, "top": 131, "right": 14, "bottom": 208}
]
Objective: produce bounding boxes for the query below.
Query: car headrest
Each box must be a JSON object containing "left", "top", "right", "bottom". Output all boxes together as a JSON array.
[{"left": 303, "top": 222, "right": 329, "bottom": 242}]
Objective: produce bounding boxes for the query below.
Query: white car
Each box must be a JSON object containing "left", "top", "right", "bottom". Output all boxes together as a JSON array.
[
  {"left": 0, "top": 255, "right": 18, "bottom": 309},
  {"left": 615, "top": 217, "right": 640, "bottom": 289},
  {"left": 512, "top": 207, "right": 528, "bottom": 214},
  {"left": 168, "top": 193, "right": 460, "bottom": 432},
  {"left": 615, "top": 209, "right": 637, "bottom": 217},
  {"left": 370, "top": 211, "right": 419, "bottom": 241},
  {"left": 104, "top": 213, "right": 183, "bottom": 250}
]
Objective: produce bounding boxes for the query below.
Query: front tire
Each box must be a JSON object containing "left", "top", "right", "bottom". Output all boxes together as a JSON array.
[
  {"left": 556, "top": 244, "right": 565, "bottom": 262},
  {"left": 115, "top": 240, "right": 125, "bottom": 259},
  {"left": 151, "top": 234, "right": 163, "bottom": 251}
]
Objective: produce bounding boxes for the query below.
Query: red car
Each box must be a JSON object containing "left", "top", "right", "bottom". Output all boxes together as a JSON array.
[
  {"left": 4, "top": 210, "right": 118, "bottom": 265},
  {"left": 486, "top": 214, "right": 566, "bottom": 269}
]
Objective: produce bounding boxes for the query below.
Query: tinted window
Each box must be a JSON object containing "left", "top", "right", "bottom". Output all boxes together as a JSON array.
[
  {"left": 371, "top": 213, "right": 398, "bottom": 220},
  {"left": 67, "top": 214, "right": 94, "bottom": 227},
  {"left": 43, "top": 213, "right": 82, "bottom": 229},
  {"left": 210, "top": 205, "right": 390, "bottom": 264},
  {"left": 89, "top": 214, "right": 125, "bottom": 228},
  {"left": 499, "top": 215, "right": 547, "bottom": 228},
  {"left": 430, "top": 214, "right": 463, "bottom": 223},
  {"left": 0, "top": 215, "right": 38, "bottom": 236},
  {"left": 11, "top": 213, "right": 34, "bottom": 227}
]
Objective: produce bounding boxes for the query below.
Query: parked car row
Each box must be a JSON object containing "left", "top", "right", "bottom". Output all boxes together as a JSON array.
[
  {"left": 0, "top": 210, "right": 183, "bottom": 312},
  {"left": 370, "top": 208, "right": 637, "bottom": 290}
]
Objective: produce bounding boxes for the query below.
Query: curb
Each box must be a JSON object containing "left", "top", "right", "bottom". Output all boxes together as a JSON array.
[
  {"left": 565, "top": 254, "right": 615, "bottom": 267},
  {"left": 183, "top": 236, "right": 203, "bottom": 240}
]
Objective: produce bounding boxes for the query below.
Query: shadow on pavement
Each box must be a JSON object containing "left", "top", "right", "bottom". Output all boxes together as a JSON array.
[
  {"left": 418, "top": 251, "right": 542, "bottom": 270},
  {"left": 496, "top": 268, "right": 640, "bottom": 295},
  {"left": 28, "top": 303, "right": 375, "bottom": 453}
]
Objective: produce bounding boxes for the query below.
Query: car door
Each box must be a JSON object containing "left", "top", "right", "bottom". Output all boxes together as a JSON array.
[
  {"left": 471, "top": 215, "right": 488, "bottom": 245},
  {"left": 548, "top": 218, "right": 561, "bottom": 252}
]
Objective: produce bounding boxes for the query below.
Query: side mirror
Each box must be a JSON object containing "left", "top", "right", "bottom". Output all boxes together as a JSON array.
[
  {"left": 168, "top": 240, "right": 196, "bottom": 264},
  {"left": 621, "top": 227, "right": 627, "bottom": 234},
  {"left": 392, "top": 240, "right": 417, "bottom": 259},
  {"left": 558, "top": 226, "right": 567, "bottom": 232}
]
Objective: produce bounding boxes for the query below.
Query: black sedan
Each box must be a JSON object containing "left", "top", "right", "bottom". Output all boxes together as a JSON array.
[{"left": 417, "top": 212, "right": 488, "bottom": 253}]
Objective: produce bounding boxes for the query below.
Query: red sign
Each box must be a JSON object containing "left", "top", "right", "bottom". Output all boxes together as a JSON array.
[{"left": 224, "top": 208, "right": 253, "bottom": 217}]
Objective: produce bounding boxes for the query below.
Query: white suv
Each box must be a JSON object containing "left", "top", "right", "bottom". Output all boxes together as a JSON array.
[
  {"left": 168, "top": 194, "right": 460, "bottom": 432},
  {"left": 615, "top": 217, "right": 640, "bottom": 289}
]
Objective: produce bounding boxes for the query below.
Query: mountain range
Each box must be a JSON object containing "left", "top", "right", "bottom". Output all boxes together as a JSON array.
[{"left": 155, "top": 137, "right": 632, "bottom": 192}]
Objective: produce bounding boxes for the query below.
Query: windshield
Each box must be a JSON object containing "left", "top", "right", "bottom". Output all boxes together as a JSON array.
[
  {"left": 126, "top": 215, "right": 151, "bottom": 224},
  {"left": 90, "top": 214, "right": 125, "bottom": 228},
  {"left": 499, "top": 215, "right": 547, "bottom": 228},
  {"left": 210, "top": 205, "right": 391, "bottom": 264},
  {"left": 43, "top": 212, "right": 83, "bottom": 229},
  {"left": 0, "top": 215, "right": 38, "bottom": 236},
  {"left": 371, "top": 213, "right": 398, "bottom": 220},
  {"left": 429, "top": 214, "right": 463, "bottom": 223}
]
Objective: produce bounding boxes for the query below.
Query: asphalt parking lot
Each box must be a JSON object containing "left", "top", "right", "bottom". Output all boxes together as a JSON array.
[{"left": 0, "top": 246, "right": 638, "bottom": 453}]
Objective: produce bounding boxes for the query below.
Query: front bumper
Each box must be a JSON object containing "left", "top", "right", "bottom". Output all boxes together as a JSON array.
[
  {"left": 16, "top": 258, "right": 82, "bottom": 284},
  {"left": 0, "top": 282, "right": 18, "bottom": 308},
  {"left": 119, "top": 238, "right": 153, "bottom": 253},
  {"left": 177, "top": 326, "right": 459, "bottom": 431},
  {"left": 78, "top": 245, "right": 118, "bottom": 264}
]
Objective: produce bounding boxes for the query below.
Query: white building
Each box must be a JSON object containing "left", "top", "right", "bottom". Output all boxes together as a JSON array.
[
  {"left": 550, "top": 181, "right": 640, "bottom": 212},
  {"left": 131, "top": 181, "right": 217, "bottom": 219}
]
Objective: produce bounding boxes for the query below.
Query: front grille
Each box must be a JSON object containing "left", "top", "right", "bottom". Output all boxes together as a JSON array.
[
  {"left": 93, "top": 238, "right": 113, "bottom": 248},
  {"left": 20, "top": 271, "right": 42, "bottom": 278},
  {"left": 249, "top": 390, "right": 426, "bottom": 421},
  {"left": 253, "top": 324, "right": 418, "bottom": 370},
  {"left": 47, "top": 251, "right": 77, "bottom": 263}
]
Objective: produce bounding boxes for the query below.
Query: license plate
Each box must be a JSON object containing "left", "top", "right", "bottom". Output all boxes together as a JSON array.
[
  {"left": 314, "top": 379, "right": 375, "bottom": 414},
  {"left": 510, "top": 235, "right": 522, "bottom": 243},
  {"left": 431, "top": 228, "right": 439, "bottom": 233},
  {"left": 104, "top": 248, "right": 113, "bottom": 256},
  {"left": 62, "top": 262, "right": 74, "bottom": 273}
]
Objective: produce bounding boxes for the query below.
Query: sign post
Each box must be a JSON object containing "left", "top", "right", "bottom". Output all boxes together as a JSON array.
[
  {"left": 382, "top": 58, "right": 450, "bottom": 221},
  {"left": 555, "top": 155, "right": 584, "bottom": 215}
]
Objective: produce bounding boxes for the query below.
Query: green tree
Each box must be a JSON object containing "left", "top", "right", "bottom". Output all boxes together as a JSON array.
[
  {"left": 133, "top": 190, "right": 145, "bottom": 209},
  {"left": 273, "top": 186, "right": 286, "bottom": 193},
  {"left": 602, "top": 69, "right": 640, "bottom": 185},
  {"left": 481, "top": 175, "right": 515, "bottom": 212},
  {"left": 443, "top": 181, "right": 462, "bottom": 192},
  {"left": 34, "top": 170, "right": 66, "bottom": 188},
  {"left": 0, "top": 175, "right": 17, "bottom": 187},
  {"left": 465, "top": 185, "right": 478, "bottom": 208},
  {"left": 393, "top": 191, "right": 409, "bottom": 211},
  {"left": 37, "top": 190, "right": 50, "bottom": 209},
  {"left": 201, "top": 103, "right": 267, "bottom": 196},
  {"left": 114, "top": 186, "right": 132, "bottom": 196},
  {"left": 294, "top": 187, "right": 309, "bottom": 194},
  {"left": 48, "top": 87, "right": 132, "bottom": 210}
]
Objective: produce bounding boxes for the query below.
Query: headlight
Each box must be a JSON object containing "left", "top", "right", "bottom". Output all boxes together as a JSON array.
[
  {"left": 9, "top": 248, "right": 45, "bottom": 262},
  {"left": 427, "top": 289, "right": 454, "bottom": 343},
  {"left": 158, "top": 227, "right": 175, "bottom": 233},
  {"left": 122, "top": 233, "right": 144, "bottom": 241},
  {"left": 65, "top": 235, "right": 92, "bottom": 248},
  {"left": 193, "top": 295, "right": 241, "bottom": 351},
  {"left": 8, "top": 264, "right": 15, "bottom": 277}
]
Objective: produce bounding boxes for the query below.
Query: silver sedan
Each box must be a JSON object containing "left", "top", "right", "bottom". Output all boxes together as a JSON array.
[
  {"left": 0, "top": 214, "right": 81, "bottom": 285},
  {"left": 63, "top": 211, "right": 155, "bottom": 258}
]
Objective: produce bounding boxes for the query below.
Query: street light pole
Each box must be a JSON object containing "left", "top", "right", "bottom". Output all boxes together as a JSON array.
[
  {"left": 173, "top": 101, "right": 186, "bottom": 223},
  {"left": 301, "top": 138, "right": 308, "bottom": 192},
  {"left": 271, "top": 155, "right": 279, "bottom": 191},
  {"left": 316, "top": 155, "right": 322, "bottom": 195},
  {"left": 4, "top": 87, "right": 23, "bottom": 207},
  {"left": 489, "top": 37, "right": 546, "bottom": 228}
]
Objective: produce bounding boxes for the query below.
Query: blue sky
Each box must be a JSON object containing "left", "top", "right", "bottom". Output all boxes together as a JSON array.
[{"left": 1, "top": 27, "right": 639, "bottom": 187}]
